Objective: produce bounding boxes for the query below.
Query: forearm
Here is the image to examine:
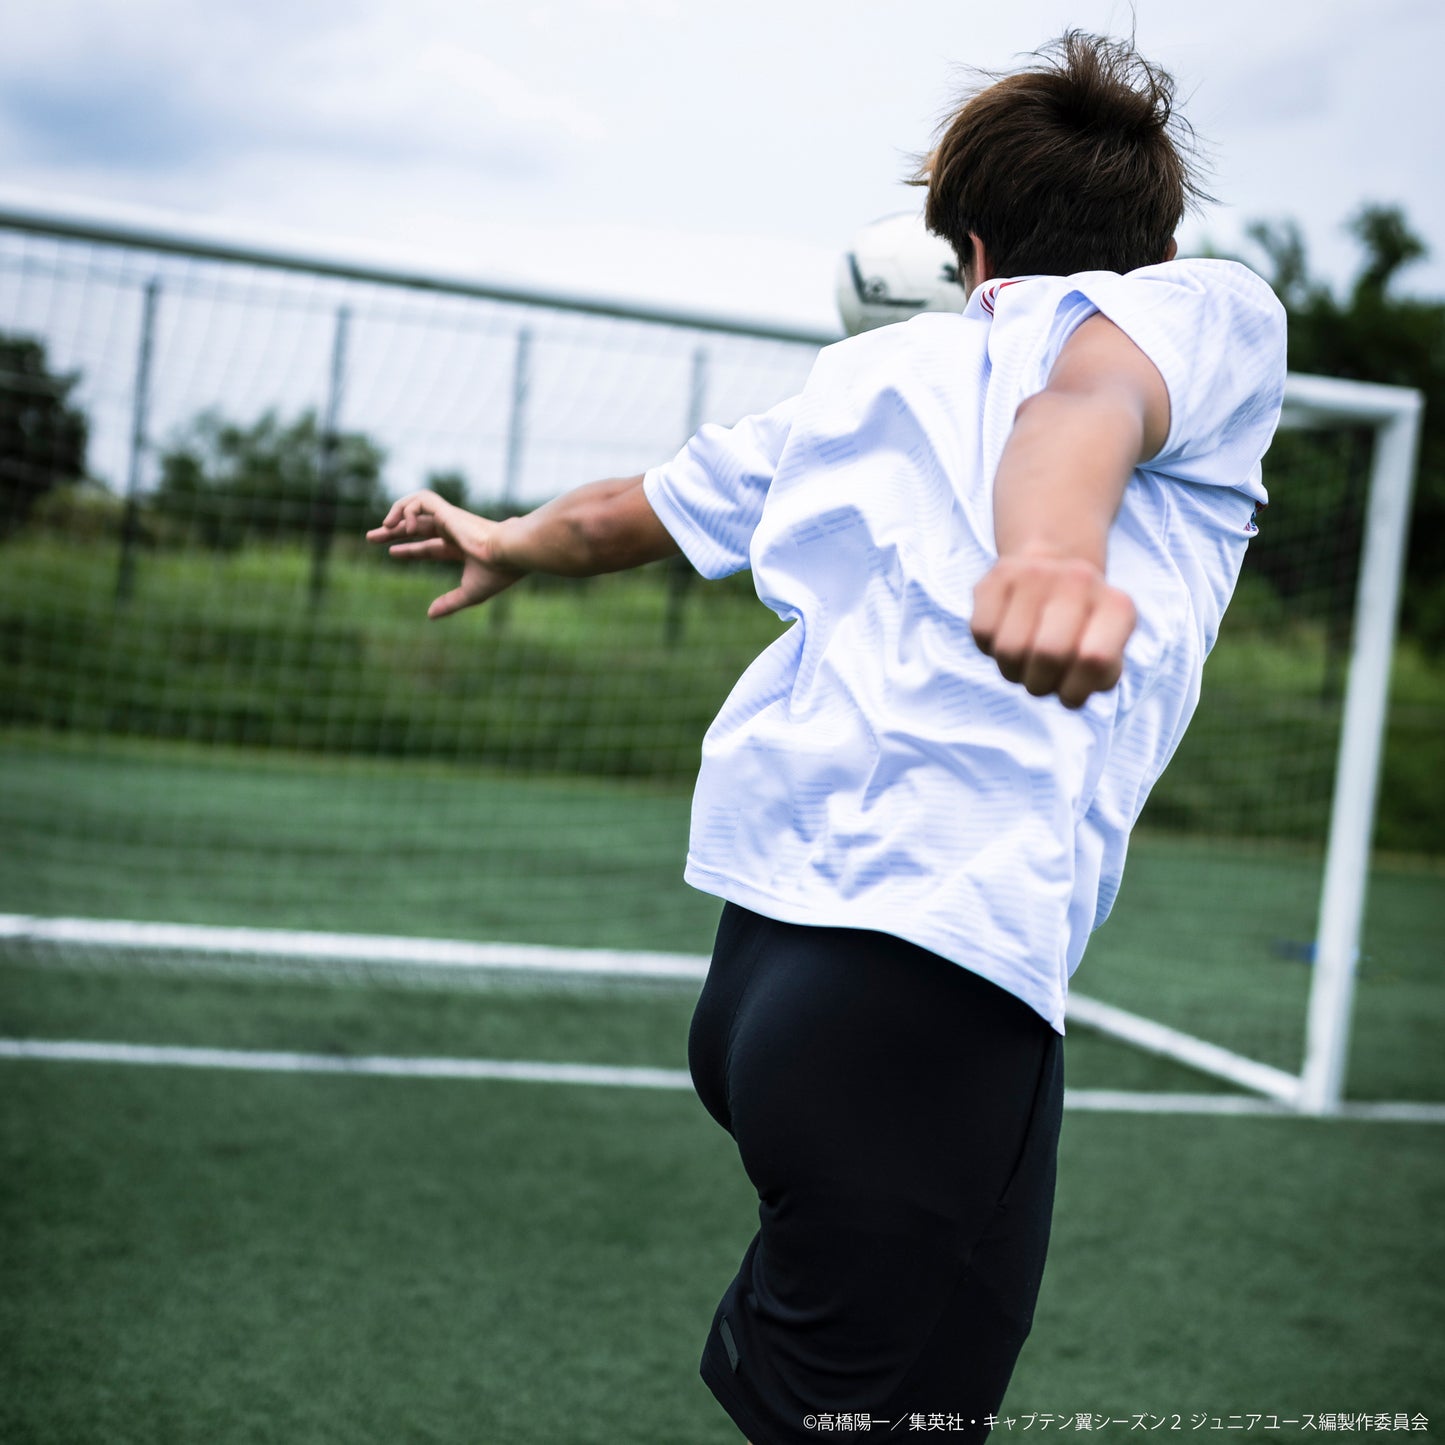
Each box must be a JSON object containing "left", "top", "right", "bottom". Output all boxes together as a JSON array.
[
  {"left": 489, "top": 475, "right": 678, "bottom": 577},
  {"left": 971, "top": 315, "right": 1166, "bottom": 707},
  {"left": 992, "top": 388, "right": 1146, "bottom": 569}
]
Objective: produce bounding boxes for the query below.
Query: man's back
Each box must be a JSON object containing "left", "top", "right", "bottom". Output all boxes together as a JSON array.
[{"left": 645, "top": 256, "right": 1287, "bottom": 1029}]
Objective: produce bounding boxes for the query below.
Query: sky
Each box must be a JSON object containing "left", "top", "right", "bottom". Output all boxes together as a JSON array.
[{"left": 0, "top": 0, "right": 1440, "bottom": 332}]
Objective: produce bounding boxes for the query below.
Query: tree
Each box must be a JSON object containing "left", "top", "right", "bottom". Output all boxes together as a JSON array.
[
  {"left": 0, "top": 333, "right": 88, "bottom": 537},
  {"left": 426, "top": 470, "right": 468, "bottom": 509},
  {"left": 153, "top": 408, "right": 388, "bottom": 551},
  {"left": 1244, "top": 205, "right": 1445, "bottom": 650}
]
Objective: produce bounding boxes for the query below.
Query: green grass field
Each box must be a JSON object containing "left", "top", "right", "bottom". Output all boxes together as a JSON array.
[
  {"left": 3, "top": 532, "right": 1443, "bottom": 1441},
  {"left": 2, "top": 733, "right": 1442, "bottom": 1440},
  {"left": 2, "top": 1013, "right": 1441, "bottom": 1444},
  {"left": 2, "top": 730, "right": 1440, "bottom": 1101}
]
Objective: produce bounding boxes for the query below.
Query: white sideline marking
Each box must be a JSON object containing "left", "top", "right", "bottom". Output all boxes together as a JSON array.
[
  {"left": 0, "top": 1038, "right": 692, "bottom": 1090},
  {"left": 0, "top": 915, "right": 1429, "bottom": 1115},
  {"left": 1068, "top": 1092, "right": 1445, "bottom": 1123},
  {"left": 0, "top": 914, "right": 710, "bottom": 982},
  {"left": 3, "top": 1039, "right": 1443, "bottom": 1122}
]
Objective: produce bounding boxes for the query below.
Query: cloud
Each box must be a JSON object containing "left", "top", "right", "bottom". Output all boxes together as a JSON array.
[
  {"left": 0, "top": 0, "right": 255, "bottom": 172},
  {"left": 2, "top": 71, "right": 218, "bottom": 169},
  {"left": 0, "top": 0, "right": 606, "bottom": 185},
  {"left": 274, "top": 27, "right": 607, "bottom": 170},
  {"left": 1202, "top": 36, "right": 1340, "bottom": 131}
]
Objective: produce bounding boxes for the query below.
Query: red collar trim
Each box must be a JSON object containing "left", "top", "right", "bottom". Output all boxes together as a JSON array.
[{"left": 978, "top": 279, "right": 1023, "bottom": 316}]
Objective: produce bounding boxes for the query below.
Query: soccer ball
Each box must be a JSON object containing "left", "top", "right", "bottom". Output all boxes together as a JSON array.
[{"left": 836, "top": 212, "right": 968, "bottom": 336}]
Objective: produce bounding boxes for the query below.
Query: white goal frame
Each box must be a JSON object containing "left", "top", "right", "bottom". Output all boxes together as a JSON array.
[{"left": 1067, "top": 373, "right": 1423, "bottom": 1115}]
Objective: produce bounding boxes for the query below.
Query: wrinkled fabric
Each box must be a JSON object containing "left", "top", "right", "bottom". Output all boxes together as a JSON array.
[{"left": 644, "top": 259, "right": 1286, "bottom": 1031}]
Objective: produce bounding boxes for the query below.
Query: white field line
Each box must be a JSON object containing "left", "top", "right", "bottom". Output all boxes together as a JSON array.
[
  {"left": 1064, "top": 992, "right": 1303, "bottom": 1105},
  {"left": 1, "top": 914, "right": 1310, "bottom": 1103},
  {"left": 0, "top": 914, "right": 710, "bottom": 982},
  {"left": 3, "top": 1038, "right": 1443, "bottom": 1122},
  {"left": 0, "top": 1038, "right": 692, "bottom": 1091}
]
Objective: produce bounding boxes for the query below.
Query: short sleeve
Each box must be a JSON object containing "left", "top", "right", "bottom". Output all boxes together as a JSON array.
[
  {"left": 643, "top": 394, "right": 798, "bottom": 579},
  {"left": 1066, "top": 259, "right": 1287, "bottom": 495}
]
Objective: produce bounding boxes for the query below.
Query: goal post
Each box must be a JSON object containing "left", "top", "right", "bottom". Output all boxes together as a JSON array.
[
  {"left": 1295, "top": 379, "right": 1423, "bottom": 1113},
  {"left": 1061, "top": 374, "right": 1422, "bottom": 1115}
]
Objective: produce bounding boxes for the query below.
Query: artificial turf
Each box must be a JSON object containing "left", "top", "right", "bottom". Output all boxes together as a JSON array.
[
  {"left": 1, "top": 1056, "right": 1440, "bottom": 1445},
  {"left": 1, "top": 729, "right": 1441, "bottom": 1442},
  {"left": 1, "top": 732, "right": 1440, "bottom": 1101}
]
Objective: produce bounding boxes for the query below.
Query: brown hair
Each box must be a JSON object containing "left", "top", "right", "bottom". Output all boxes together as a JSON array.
[{"left": 912, "top": 31, "right": 1210, "bottom": 278}]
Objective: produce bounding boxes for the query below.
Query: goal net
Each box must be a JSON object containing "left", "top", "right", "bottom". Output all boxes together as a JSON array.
[
  {"left": 1065, "top": 375, "right": 1421, "bottom": 1114},
  {"left": 0, "top": 200, "right": 1423, "bottom": 1115}
]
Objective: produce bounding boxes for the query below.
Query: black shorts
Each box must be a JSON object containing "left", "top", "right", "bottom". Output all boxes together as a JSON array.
[{"left": 689, "top": 903, "right": 1064, "bottom": 1445}]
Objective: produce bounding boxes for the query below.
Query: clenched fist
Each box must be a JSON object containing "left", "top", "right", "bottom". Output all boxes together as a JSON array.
[{"left": 970, "top": 553, "right": 1137, "bottom": 709}]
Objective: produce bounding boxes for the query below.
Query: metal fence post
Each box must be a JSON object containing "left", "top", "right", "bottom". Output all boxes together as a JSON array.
[
  {"left": 115, "top": 277, "right": 160, "bottom": 603},
  {"left": 309, "top": 305, "right": 351, "bottom": 612},
  {"left": 664, "top": 345, "right": 708, "bottom": 646},
  {"left": 502, "top": 326, "right": 532, "bottom": 511},
  {"left": 491, "top": 325, "right": 532, "bottom": 630}
]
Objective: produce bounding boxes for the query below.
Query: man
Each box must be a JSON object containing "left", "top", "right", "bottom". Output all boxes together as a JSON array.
[{"left": 368, "top": 31, "right": 1286, "bottom": 1443}]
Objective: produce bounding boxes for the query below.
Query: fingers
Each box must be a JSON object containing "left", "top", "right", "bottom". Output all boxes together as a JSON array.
[
  {"left": 367, "top": 514, "right": 444, "bottom": 543},
  {"left": 387, "top": 538, "right": 463, "bottom": 562},
  {"left": 1056, "top": 591, "right": 1136, "bottom": 709},
  {"left": 364, "top": 494, "right": 516, "bottom": 619},
  {"left": 968, "top": 567, "right": 1011, "bottom": 672},
  {"left": 972, "top": 558, "right": 1101, "bottom": 686},
  {"left": 971, "top": 556, "right": 1136, "bottom": 709},
  {"left": 427, "top": 586, "right": 474, "bottom": 620},
  {"left": 425, "top": 558, "right": 523, "bottom": 620},
  {"left": 367, "top": 490, "right": 453, "bottom": 542}
]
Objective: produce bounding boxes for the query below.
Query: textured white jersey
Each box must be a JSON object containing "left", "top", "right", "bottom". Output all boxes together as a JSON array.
[{"left": 643, "top": 258, "right": 1287, "bottom": 1031}]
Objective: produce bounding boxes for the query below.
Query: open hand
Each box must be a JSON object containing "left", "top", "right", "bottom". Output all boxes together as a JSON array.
[
  {"left": 366, "top": 490, "right": 524, "bottom": 618},
  {"left": 970, "top": 554, "right": 1137, "bottom": 709}
]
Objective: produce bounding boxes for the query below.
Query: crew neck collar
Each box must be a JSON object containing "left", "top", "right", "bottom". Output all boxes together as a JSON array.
[{"left": 965, "top": 277, "right": 1031, "bottom": 319}]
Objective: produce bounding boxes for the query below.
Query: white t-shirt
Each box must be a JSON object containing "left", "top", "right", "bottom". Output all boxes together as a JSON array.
[{"left": 643, "top": 258, "right": 1287, "bottom": 1032}]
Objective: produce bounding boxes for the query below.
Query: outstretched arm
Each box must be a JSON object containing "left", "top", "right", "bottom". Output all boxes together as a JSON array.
[
  {"left": 970, "top": 313, "right": 1171, "bottom": 709},
  {"left": 366, "top": 474, "right": 680, "bottom": 619}
]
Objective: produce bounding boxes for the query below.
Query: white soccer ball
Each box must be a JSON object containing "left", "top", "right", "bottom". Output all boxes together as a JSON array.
[{"left": 836, "top": 212, "right": 968, "bottom": 336}]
